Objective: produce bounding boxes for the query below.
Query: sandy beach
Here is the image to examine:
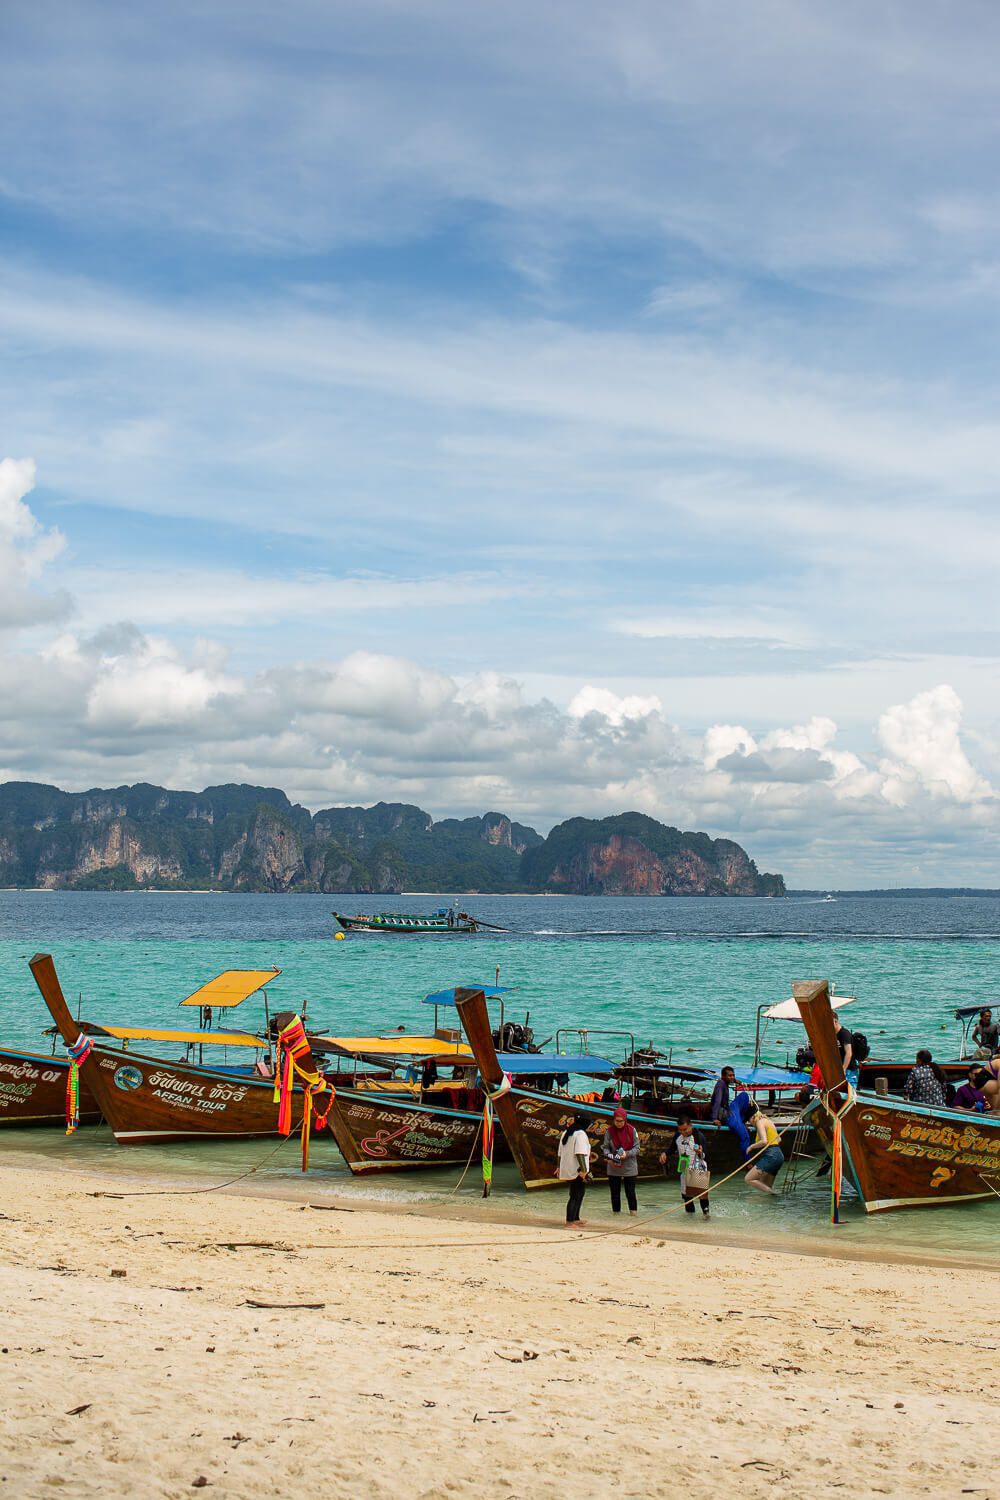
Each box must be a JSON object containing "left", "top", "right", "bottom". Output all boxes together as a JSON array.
[{"left": 1, "top": 1150, "right": 996, "bottom": 1500}]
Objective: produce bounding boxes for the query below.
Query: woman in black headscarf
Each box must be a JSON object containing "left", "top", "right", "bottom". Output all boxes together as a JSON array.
[{"left": 556, "top": 1111, "right": 593, "bottom": 1227}]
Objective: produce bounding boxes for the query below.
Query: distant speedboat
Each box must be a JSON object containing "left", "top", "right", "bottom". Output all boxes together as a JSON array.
[
  {"left": 822, "top": 893, "right": 836, "bottom": 902},
  {"left": 333, "top": 905, "right": 496, "bottom": 935}
]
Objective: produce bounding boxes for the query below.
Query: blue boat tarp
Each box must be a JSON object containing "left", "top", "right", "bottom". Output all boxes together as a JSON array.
[
  {"left": 955, "top": 1004, "right": 991, "bottom": 1021},
  {"left": 497, "top": 1052, "right": 615, "bottom": 1077},
  {"left": 423, "top": 986, "right": 513, "bottom": 1006},
  {"left": 733, "top": 1064, "right": 810, "bottom": 1087}
]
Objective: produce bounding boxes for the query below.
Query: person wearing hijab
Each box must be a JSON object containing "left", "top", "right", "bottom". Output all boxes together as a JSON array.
[
  {"left": 557, "top": 1111, "right": 593, "bottom": 1227},
  {"left": 601, "top": 1105, "right": 640, "bottom": 1215}
]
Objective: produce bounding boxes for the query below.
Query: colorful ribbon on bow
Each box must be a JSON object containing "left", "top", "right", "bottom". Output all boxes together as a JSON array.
[
  {"left": 65, "top": 1033, "right": 93, "bottom": 1134},
  {"left": 482, "top": 1094, "right": 495, "bottom": 1198},
  {"left": 273, "top": 1014, "right": 336, "bottom": 1170},
  {"left": 824, "top": 1078, "right": 855, "bottom": 1224}
]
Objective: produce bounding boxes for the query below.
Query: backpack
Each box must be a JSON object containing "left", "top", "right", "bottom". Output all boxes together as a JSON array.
[{"left": 851, "top": 1031, "right": 870, "bottom": 1064}]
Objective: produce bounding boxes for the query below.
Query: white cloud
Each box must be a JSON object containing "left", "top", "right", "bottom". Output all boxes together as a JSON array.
[
  {"left": 85, "top": 632, "right": 240, "bottom": 731},
  {"left": 878, "top": 685, "right": 994, "bottom": 806},
  {"left": 0, "top": 458, "right": 70, "bottom": 629},
  {"left": 567, "top": 686, "right": 663, "bottom": 726}
]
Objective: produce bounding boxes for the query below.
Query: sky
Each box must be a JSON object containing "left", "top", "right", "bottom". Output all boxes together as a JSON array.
[{"left": 3, "top": 0, "right": 1000, "bottom": 886}]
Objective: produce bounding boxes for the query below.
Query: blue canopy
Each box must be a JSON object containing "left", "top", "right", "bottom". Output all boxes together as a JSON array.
[
  {"left": 496, "top": 1052, "right": 615, "bottom": 1077},
  {"left": 423, "top": 986, "right": 512, "bottom": 1006},
  {"left": 620, "top": 1060, "right": 809, "bottom": 1087},
  {"left": 732, "top": 1064, "right": 810, "bottom": 1087},
  {"left": 955, "top": 1004, "right": 991, "bottom": 1021}
]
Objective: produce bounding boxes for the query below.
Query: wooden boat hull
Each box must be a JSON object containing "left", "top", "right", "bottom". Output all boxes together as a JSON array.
[
  {"left": 0, "top": 1047, "right": 99, "bottom": 1128},
  {"left": 808, "top": 1092, "right": 1000, "bottom": 1212},
  {"left": 334, "top": 915, "right": 479, "bottom": 934},
  {"left": 796, "top": 978, "right": 1000, "bottom": 1213},
  {"left": 326, "top": 1089, "right": 502, "bottom": 1173},
  {"left": 78, "top": 1049, "right": 312, "bottom": 1145},
  {"left": 28, "top": 952, "right": 319, "bottom": 1147}
]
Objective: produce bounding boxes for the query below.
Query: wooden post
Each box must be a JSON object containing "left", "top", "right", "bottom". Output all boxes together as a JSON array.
[
  {"left": 791, "top": 979, "right": 844, "bottom": 1092},
  {"left": 29, "top": 953, "right": 79, "bottom": 1046},
  {"left": 454, "top": 988, "right": 503, "bottom": 1087}
]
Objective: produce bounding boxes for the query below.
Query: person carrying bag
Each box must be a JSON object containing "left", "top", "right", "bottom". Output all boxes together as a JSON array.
[{"left": 659, "top": 1113, "right": 711, "bottom": 1218}]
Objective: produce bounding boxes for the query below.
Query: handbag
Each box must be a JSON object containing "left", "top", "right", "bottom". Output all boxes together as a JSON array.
[{"left": 685, "top": 1165, "right": 710, "bottom": 1193}]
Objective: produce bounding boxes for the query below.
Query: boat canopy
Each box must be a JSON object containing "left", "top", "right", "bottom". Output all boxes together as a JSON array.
[
  {"left": 85, "top": 1023, "right": 262, "bottom": 1047},
  {"left": 615, "top": 1059, "right": 808, "bottom": 1087},
  {"left": 179, "top": 968, "right": 282, "bottom": 1008},
  {"left": 423, "top": 986, "right": 513, "bottom": 1006},
  {"left": 733, "top": 1063, "right": 810, "bottom": 1087},
  {"left": 954, "top": 1004, "right": 994, "bottom": 1021},
  {"left": 497, "top": 1052, "right": 615, "bottom": 1077},
  {"left": 763, "top": 995, "right": 856, "bottom": 1022},
  {"left": 314, "top": 1034, "right": 475, "bottom": 1063}
]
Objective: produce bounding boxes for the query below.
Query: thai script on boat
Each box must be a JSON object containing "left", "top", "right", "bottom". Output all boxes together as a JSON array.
[
  {"left": 150, "top": 1085, "right": 235, "bottom": 1113},
  {"left": 207, "top": 1082, "right": 248, "bottom": 1102},
  {"left": 515, "top": 1099, "right": 653, "bottom": 1147},
  {"left": 0, "top": 1079, "right": 35, "bottom": 1100},
  {"left": 147, "top": 1071, "right": 206, "bottom": 1096},
  {"left": 357, "top": 1110, "right": 461, "bottom": 1158},
  {"left": 862, "top": 1110, "right": 1000, "bottom": 1172},
  {"left": 0, "top": 1059, "right": 57, "bottom": 1083}
]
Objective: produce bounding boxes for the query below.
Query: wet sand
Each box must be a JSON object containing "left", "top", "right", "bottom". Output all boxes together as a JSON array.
[{"left": 1, "top": 1150, "right": 996, "bottom": 1499}]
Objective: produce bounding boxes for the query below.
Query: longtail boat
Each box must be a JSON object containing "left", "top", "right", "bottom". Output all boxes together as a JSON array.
[
  {"left": 333, "top": 906, "right": 503, "bottom": 934},
  {"left": 796, "top": 978, "right": 1000, "bottom": 1214},
  {"left": 454, "top": 986, "right": 788, "bottom": 1187},
  {"left": 29, "top": 953, "right": 321, "bottom": 1146},
  {"left": 323, "top": 1088, "right": 489, "bottom": 1173},
  {"left": 0, "top": 1045, "right": 99, "bottom": 1128}
]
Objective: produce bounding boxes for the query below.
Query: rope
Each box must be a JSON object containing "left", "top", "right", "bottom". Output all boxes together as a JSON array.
[
  {"left": 446, "top": 1115, "right": 485, "bottom": 1195},
  {"left": 86, "top": 1133, "right": 299, "bottom": 1197}
]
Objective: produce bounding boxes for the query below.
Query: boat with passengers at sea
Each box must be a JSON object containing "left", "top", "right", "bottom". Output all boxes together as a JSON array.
[{"left": 333, "top": 904, "right": 497, "bottom": 934}]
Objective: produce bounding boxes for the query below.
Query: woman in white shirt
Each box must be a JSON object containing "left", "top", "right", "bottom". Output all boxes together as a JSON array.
[{"left": 557, "top": 1111, "right": 593, "bottom": 1227}]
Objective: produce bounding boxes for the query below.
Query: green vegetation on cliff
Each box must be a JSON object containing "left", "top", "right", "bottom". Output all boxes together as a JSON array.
[{"left": 0, "top": 782, "right": 784, "bottom": 896}]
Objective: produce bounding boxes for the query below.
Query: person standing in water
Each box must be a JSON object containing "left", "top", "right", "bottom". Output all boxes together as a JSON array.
[
  {"left": 744, "top": 1107, "right": 785, "bottom": 1194},
  {"left": 659, "top": 1115, "right": 711, "bottom": 1217},
  {"left": 601, "top": 1105, "right": 640, "bottom": 1216},
  {"left": 557, "top": 1112, "right": 593, "bottom": 1228}
]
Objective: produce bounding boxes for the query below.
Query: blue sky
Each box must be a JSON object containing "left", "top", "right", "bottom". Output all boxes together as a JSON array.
[{"left": 3, "top": 1, "right": 1000, "bottom": 884}]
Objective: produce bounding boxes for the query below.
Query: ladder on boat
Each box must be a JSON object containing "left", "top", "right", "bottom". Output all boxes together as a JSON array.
[{"left": 779, "top": 1120, "right": 819, "bottom": 1195}]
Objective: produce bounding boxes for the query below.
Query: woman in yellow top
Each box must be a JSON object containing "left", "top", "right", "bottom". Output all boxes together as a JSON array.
[{"left": 744, "top": 1107, "right": 784, "bottom": 1194}]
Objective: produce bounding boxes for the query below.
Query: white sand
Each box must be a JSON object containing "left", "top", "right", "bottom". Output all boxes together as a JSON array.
[{"left": 1, "top": 1154, "right": 995, "bottom": 1499}]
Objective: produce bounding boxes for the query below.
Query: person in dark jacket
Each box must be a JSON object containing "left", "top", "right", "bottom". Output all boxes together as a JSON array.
[
  {"left": 709, "top": 1066, "right": 738, "bottom": 1122},
  {"left": 601, "top": 1106, "right": 640, "bottom": 1215}
]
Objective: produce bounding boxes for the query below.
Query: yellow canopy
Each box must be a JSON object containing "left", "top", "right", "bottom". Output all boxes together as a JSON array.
[
  {"left": 179, "top": 968, "right": 282, "bottom": 1008},
  {"left": 316, "top": 1034, "right": 475, "bottom": 1063},
  {"left": 95, "top": 1025, "right": 262, "bottom": 1047}
]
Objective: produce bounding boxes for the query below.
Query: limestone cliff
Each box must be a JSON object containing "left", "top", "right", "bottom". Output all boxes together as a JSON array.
[
  {"left": 520, "top": 813, "right": 784, "bottom": 897},
  {"left": 0, "top": 783, "right": 784, "bottom": 895}
]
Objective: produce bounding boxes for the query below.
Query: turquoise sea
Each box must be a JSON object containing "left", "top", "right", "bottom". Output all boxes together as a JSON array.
[{"left": 2, "top": 890, "right": 999, "bottom": 1262}]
